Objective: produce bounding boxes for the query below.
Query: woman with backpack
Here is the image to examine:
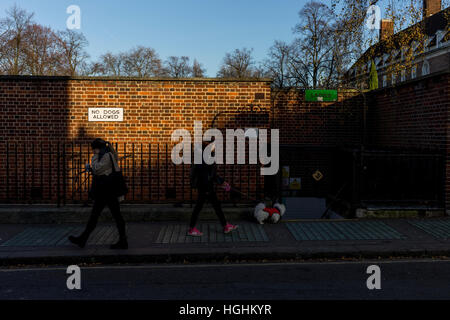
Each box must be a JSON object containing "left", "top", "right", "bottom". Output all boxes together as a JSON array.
[
  {"left": 188, "top": 141, "right": 238, "bottom": 236},
  {"left": 68, "top": 138, "right": 128, "bottom": 249}
]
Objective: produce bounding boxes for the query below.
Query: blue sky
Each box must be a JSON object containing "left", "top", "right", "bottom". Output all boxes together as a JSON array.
[
  {"left": 0, "top": 0, "right": 391, "bottom": 76},
  {"left": 0, "top": 0, "right": 325, "bottom": 76}
]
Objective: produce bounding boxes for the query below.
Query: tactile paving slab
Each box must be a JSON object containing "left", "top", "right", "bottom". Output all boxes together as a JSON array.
[
  {"left": 155, "top": 223, "right": 269, "bottom": 244},
  {"left": 0, "top": 226, "right": 119, "bottom": 247},
  {"left": 408, "top": 220, "right": 450, "bottom": 239},
  {"left": 286, "top": 221, "right": 405, "bottom": 241}
]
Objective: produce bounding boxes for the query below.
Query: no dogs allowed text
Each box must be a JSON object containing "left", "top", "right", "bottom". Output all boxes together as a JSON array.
[{"left": 88, "top": 108, "right": 123, "bottom": 121}]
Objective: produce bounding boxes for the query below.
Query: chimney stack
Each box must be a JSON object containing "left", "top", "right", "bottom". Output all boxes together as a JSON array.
[
  {"left": 379, "top": 19, "right": 394, "bottom": 42},
  {"left": 423, "top": 0, "right": 441, "bottom": 18}
]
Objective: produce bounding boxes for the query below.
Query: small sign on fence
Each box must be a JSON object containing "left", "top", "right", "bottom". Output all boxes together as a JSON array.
[
  {"left": 88, "top": 108, "right": 123, "bottom": 121},
  {"left": 289, "top": 177, "right": 301, "bottom": 190}
]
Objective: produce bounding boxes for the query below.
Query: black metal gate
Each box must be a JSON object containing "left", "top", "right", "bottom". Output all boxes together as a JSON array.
[
  {"left": 0, "top": 142, "right": 264, "bottom": 206},
  {"left": 274, "top": 145, "right": 445, "bottom": 217},
  {"left": 332, "top": 148, "right": 445, "bottom": 214}
]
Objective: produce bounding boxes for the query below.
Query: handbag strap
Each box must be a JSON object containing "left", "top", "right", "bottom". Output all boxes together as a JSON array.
[{"left": 108, "top": 153, "right": 119, "bottom": 173}]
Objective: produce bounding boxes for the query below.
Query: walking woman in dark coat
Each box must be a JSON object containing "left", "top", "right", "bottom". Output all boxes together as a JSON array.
[
  {"left": 69, "top": 138, "right": 128, "bottom": 249},
  {"left": 188, "top": 142, "right": 238, "bottom": 236}
]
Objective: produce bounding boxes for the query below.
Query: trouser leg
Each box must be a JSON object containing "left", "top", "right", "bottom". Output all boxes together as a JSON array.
[
  {"left": 81, "top": 198, "right": 106, "bottom": 240},
  {"left": 190, "top": 189, "right": 207, "bottom": 228},
  {"left": 107, "top": 196, "right": 126, "bottom": 238},
  {"left": 208, "top": 191, "right": 227, "bottom": 227}
]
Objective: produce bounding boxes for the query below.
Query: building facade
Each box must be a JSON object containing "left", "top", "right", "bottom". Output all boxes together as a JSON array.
[{"left": 347, "top": 0, "right": 450, "bottom": 89}]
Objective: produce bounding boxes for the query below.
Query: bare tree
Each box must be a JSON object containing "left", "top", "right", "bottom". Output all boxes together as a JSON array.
[
  {"left": 164, "top": 56, "right": 192, "bottom": 77},
  {"left": 263, "top": 40, "right": 293, "bottom": 88},
  {"left": 290, "top": 1, "right": 336, "bottom": 89},
  {"left": 286, "top": 41, "right": 311, "bottom": 88},
  {"left": 122, "top": 46, "right": 163, "bottom": 77},
  {"left": 217, "top": 48, "right": 259, "bottom": 78},
  {"left": 0, "top": 5, "right": 90, "bottom": 76},
  {"left": 22, "top": 24, "right": 60, "bottom": 75},
  {"left": 55, "top": 29, "right": 89, "bottom": 76},
  {"left": 192, "top": 59, "right": 206, "bottom": 77},
  {"left": 86, "top": 61, "right": 104, "bottom": 76},
  {"left": 321, "top": 18, "right": 355, "bottom": 88},
  {"left": 90, "top": 48, "right": 195, "bottom": 78},
  {"left": 0, "top": 4, "right": 34, "bottom": 74},
  {"left": 331, "top": 0, "right": 377, "bottom": 68},
  {"left": 89, "top": 52, "right": 124, "bottom": 76}
]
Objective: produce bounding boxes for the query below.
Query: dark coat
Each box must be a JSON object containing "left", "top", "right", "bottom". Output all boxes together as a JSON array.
[
  {"left": 190, "top": 162, "right": 224, "bottom": 190},
  {"left": 88, "top": 152, "right": 116, "bottom": 200},
  {"left": 89, "top": 174, "right": 114, "bottom": 200}
]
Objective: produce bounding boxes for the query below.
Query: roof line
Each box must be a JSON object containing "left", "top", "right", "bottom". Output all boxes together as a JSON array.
[{"left": 0, "top": 75, "right": 273, "bottom": 82}]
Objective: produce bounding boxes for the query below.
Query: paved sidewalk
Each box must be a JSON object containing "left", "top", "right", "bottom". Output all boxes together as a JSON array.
[
  {"left": 1, "top": 218, "right": 450, "bottom": 265},
  {"left": 0, "top": 204, "right": 251, "bottom": 224}
]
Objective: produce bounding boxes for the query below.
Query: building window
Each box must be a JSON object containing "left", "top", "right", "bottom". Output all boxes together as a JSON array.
[
  {"left": 424, "top": 35, "right": 435, "bottom": 52},
  {"left": 391, "top": 73, "right": 396, "bottom": 85},
  {"left": 382, "top": 75, "right": 387, "bottom": 87},
  {"left": 392, "top": 49, "right": 400, "bottom": 61},
  {"left": 383, "top": 53, "right": 389, "bottom": 65},
  {"left": 436, "top": 30, "right": 445, "bottom": 48},
  {"left": 401, "top": 69, "right": 406, "bottom": 81},
  {"left": 375, "top": 57, "right": 381, "bottom": 67},
  {"left": 411, "top": 41, "right": 419, "bottom": 56},
  {"left": 411, "top": 66, "right": 417, "bottom": 79},
  {"left": 422, "top": 60, "right": 430, "bottom": 76}
]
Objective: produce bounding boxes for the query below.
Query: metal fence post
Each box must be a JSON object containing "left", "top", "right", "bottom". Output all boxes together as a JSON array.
[
  {"left": 6, "top": 143, "right": 9, "bottom": 202},
  {"left": 62, "top": 143, "right": 66, "bottom": 206},
  {"left": 23, "top": 144, "right": 26, "bottom": 201},
  {"left": 31, "top": 143, "right": 34, "bottom": 204},
  {"left": 148, "top": 143, "right": 152, "bottom": 202},
  {"left": 57, "top": 143, "right": 61, "bottom": 208}
]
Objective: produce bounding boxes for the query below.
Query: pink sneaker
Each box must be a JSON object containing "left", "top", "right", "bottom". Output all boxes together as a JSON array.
[
  {"left": 223, "top": 223, "right": 238, "bottom": 234},
  {"left": 187, "top": 227, "right": 203, "bottom": 237}
]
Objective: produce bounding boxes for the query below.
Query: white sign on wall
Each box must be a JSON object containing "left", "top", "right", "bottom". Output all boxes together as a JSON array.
[{"left": 88, "top": 108, "right": 123, "bottom": 121}]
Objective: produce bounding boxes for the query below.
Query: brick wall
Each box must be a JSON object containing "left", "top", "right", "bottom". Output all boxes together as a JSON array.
[
  {"left": 0, "top": 76, "right": 271, "bottom": 143},
  {"left": 0, "top": 76, "right": 368, "bottom": 204},
  {"left": 367, "top": 71, "right": 450, "bottom": 210},
  {"left": 7, "top": 74, "right": 445, "bottom": 208},
  {"left": 0, "top": 76, "right": 271, "bottom": 203},
  {"left": 367, "top": 72, "right": 449, "bottom": 150},
  {"left": 272, "top": 89, "right": 363, "bottom": 146},
  {"left": 270, "top": 89, "right": 363, "bottom": 197}
]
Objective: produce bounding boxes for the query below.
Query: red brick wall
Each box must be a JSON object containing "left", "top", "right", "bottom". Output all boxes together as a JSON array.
[
  {"left": 270, "top": 89, "right": 363, "bottom": 197},
  {"left": 0, "top": 76, "right": 368, "bottom": 204},
  {"left": 2, "top": 75, "right": 407, "bottom": 206},
  {"left": 0, "top": 76, "right": 271, "bottom": 203},
  {"left": 367, "top": 72, "right": 450, "bottom": 210},
  {"left": 367, "top": 72, "right": 449, "bottom": 150},
  {"left": 0, "top": 76, "right": 271, "bottom": 143},
  {"left": 272, "top": 89, "right": 363, "bottom": 146},
  {"left": 2, "top": 74, "right": 446, "bottom": 208},
  {"left": 423, "top": 0, "right": 442, "bottom": 17}
]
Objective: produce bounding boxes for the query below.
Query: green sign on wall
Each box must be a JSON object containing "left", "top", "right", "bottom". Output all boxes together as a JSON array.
[{"left": 305, "top": 89, "right": 338, "bottom": 102}]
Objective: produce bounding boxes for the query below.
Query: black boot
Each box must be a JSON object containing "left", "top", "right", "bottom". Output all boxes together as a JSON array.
[
  {"left": 68, "top": 235, "right": 87, "bottom": 248},
  {"left": 110, "top": 236, "right": 128, "bottom": 250}
]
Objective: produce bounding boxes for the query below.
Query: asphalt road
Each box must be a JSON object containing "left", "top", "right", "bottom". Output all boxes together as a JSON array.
[{"left": 0, "top": 259, "right": 449, "bottom": 300}]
